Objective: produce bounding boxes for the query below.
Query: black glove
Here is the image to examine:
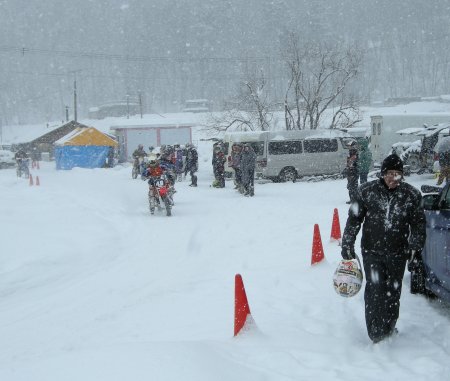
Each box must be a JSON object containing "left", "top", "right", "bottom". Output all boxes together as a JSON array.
[
  {"left": 341, "top": 246, "right": 356, "bottom": 260},
  {"left": 407, "top": 249, "right": 422, "bottom": 272}
]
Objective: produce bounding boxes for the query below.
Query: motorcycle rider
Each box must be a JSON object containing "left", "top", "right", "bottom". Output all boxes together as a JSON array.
[
  {"left": 159, "top": 145, "right": 177, "bottom": 187},
  {"left": 132, "top": 144, "right": 147, "bottom": 160},
  {"left": 142, "top": 158, "right": 163, "bottom": 180},
  {"left": 14, "top": 148, "right": 28, "bottom": 161},
  {"left": 142, "top": 158, "right": 175, "bottom": 206},
  {"left": 132, "top": 144, "right": 148, "bottom": 175},
  {"left": 15, "top": 148, "right": 30, "bottom": 177}
]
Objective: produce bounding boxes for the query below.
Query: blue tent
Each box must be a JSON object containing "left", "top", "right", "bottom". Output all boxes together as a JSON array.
[{"left": 54, "top": 127, "right": 118, "bottom": 170}]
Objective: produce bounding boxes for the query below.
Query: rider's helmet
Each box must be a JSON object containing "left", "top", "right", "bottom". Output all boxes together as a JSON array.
[
  {"left": 138, "top": 144, "right": 144, "bottom": 150},
  {"left": 333, "top": 258, "right": 363, "bottom": 297}
]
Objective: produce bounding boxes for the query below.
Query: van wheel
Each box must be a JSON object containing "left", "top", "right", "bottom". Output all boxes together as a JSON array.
[{"left": 279, "top": 167, "right": 297, "bottom": 183}]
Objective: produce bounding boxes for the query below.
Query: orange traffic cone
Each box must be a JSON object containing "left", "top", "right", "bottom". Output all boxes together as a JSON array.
[
  {"left": 330, "top": 208, "right": 342, "bottom": 244},
  {"left": 29, "top": 174, "right": 34, "bottom": 186},
  {"left": 36, "top": 176, "right": 40, "bottom": 186},
  {"left": 234, "top": 274, "right": 252, "bottom": 336},
  {"left": 311, "top": 224, "right": 325, "bottom": 265}
]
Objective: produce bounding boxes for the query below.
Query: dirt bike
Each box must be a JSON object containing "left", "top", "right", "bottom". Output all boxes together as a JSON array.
[
  {"left": 132, "top": 157, "right": 146, "bottom": 179},
  {"left": 16, "top": 158, "right": 30, "bottom": 178},
  {"left": 147, "top": 174, "right": 173, "bottom": 216}
]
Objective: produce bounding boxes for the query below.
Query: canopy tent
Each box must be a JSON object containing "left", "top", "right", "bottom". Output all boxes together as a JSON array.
[{"left": 55, "top": 127, "right": 118, "bottom": 170}]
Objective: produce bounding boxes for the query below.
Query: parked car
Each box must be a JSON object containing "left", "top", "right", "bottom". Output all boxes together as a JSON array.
[
  {"left": 0, "top": 149, "right": 15, "bottom": 169},
  {"left": 420, "top": 183, "right": 450, "bottom": 302}
]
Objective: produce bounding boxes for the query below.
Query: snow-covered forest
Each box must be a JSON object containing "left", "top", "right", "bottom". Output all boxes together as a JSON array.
[{"left": 1, "top": 0, "right": 450, "bottom": 124}]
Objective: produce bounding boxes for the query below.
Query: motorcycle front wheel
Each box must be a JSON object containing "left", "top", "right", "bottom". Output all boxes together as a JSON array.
[
  {"left": 132, "top": 166, "right": 139, "bottom": 179},
  {"left": 148, "top": 192, "right": 157, "bottom": 214},
  {"left": 162, "top": 196, "right": 172, "bottom": 216}
]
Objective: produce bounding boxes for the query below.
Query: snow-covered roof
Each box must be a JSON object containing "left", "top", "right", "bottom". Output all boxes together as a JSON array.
[
  {"left": 396, "top": 127, "right": 427, "bottom": 135},
  {"left": 111, "top": 123, "right": 194, "bottom": 130},
  {"left": 55, "top": 128, "right": 85, "bottom": 145}
]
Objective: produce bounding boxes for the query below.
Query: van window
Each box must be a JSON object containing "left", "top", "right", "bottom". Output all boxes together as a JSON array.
[
  {"left": 268, "top": 141, "right": 303, "bottom": 155},
  {"left": 303, "top": 139, "right": 338, "bottom": 153}
]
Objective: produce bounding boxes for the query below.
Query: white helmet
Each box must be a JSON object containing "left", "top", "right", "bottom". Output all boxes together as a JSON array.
[{"left": 333, "top": 258, "right": 363, "bottom": 297}]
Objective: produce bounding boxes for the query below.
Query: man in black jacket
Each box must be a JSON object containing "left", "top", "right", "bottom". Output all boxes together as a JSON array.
[
  {"left": 341, "top": 154, "right": 426, "bottom": 343},
  {"left": 185, "top": 144, "right": 198, "bottom": 187}
]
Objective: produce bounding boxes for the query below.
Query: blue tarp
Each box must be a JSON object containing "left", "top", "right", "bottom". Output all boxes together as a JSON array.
[{"left": 55, "top": 146, "right": 110, "bottom": 170}]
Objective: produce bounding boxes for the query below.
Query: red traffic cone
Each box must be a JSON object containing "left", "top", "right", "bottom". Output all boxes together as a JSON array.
[
  {"left": 36, "top": 176, "right": 40, "bottom": 186},
  {"left": 234, "top": 274, "right": 252, "bottom": 336},
  {"left": 29, "top": 174, "right": 34, "bottom": 186},
  {"left": 330, "top": 208, "right": 342, "bottom": 243},
  {"left": 311, "top": 224, "right": 325, "bottom": 265}
]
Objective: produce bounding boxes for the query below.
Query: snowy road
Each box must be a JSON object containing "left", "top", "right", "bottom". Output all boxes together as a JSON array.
[{"left": 0, "top": 158, "right": 449, "bottom": 381}]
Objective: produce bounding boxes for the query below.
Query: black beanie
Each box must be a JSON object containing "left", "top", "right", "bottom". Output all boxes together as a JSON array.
[{"left": 381, "top": 154, "right": 403, "bottom": 174}]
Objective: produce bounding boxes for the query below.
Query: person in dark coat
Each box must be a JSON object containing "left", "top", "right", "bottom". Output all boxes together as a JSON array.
[
  {"left": 212, "top": 144, "right": 226, "bottom": 188},
  {"left": 230, "top": 143, "right": 243, "bottom": 190},
  {"left": 341, "top": 154, "right": 426, "bottom": 343},
  {"left": 436, "top": 150, "right": 450, "bottom": 185},
  {"left": 239, "top": 143, "right": 256, "bottom": 196},
  {"left": 185, "top": 143, "right": 198, "bottom": 187},
  {"left": 345, "top": 140, "right": 359, "bottom": 203}
]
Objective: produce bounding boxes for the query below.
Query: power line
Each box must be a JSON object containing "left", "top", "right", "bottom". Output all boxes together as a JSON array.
[{"left": 0, "top": 45, "right": 274, "bottom": 64}]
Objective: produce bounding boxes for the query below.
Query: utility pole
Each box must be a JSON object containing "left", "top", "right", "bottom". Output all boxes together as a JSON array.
[
  {"left": 65, "top": 106, "right": 69, "bottom": 122},
  {"left": 126, "top": 93, "right": 130, "bottom": 119},
  {"left": 69, "top": 70, "right": 82, "bottom": 122},
  {"left": 74, "top": 77, "right": 77, "bottom": 122},
  {"left": 138, "top": 91, "right": 143, "bottom": 118}
]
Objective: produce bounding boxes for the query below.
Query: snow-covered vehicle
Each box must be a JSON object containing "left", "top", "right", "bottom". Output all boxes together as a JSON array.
[
  {"left": 0, "top": 149, "right": 16, "bottom": 169},
  {"left": 391, "top": 123, "right": 450, "bottom": 173}
]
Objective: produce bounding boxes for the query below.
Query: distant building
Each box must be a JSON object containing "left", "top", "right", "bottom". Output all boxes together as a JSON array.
[
  {"left": 14, "top": 120, "right": 90, "bottom": 158},
  {"left": 182, "top": 99, "right": 212, "bottom": 113},
  {"left": 111, "top": 123, "right": 193, "bottom": 162},
  {"left": 89, "top": 101, "right": 141, "bottom": 119}
]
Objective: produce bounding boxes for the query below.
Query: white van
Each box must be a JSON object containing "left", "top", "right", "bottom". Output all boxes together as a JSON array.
[
  {"left": 221, "top": 129, "right": 353, "bottom": 182},
  {"left": 261, "top": 130, "right": 351, "bottom": 182}
]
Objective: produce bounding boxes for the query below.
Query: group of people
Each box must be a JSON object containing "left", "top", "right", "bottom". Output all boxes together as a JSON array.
[
  {"left": 212, "top": 141, "right": 256, "bottom": 196},
  {"left": 132, "top": 143, "right": 199, "bottom": 187}
]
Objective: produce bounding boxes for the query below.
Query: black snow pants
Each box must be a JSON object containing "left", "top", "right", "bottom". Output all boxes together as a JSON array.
[
  {"left": 347, "top": 173, "right": 359, "bottom": 202},
  {"left": 362, "top": 251, "right": 407, "bottom": 342}
]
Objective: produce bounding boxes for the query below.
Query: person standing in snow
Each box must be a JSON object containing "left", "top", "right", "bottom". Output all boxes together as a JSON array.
[
  {"left": 239, "top": 143, "right": 256, "bottom": 196},
  {"left": 357, "top": 138, "right": 372, "bottom": 184},
  {"left": 212, "top": 144, "right": 226, "bottom": 188},
  {"left": 436, "top": 149, "right": 450, "bottom": 186},
  {"left": 230, "top": 143, "right": 243, "bottom": 190},
  {"left": 341, "top": 154, "right": 426, "bottom": 343},
  {"left": 345, "top": 140, "right": 359, "bottom": 203},
  {"left": 174, "top": 144, "right": 185, "bottom": 182},
  {"left": 185, "top": 143, "right": 198, "bottom": 187}
]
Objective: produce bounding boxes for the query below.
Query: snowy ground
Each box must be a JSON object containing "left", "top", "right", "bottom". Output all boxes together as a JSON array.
[{"left": 0, "top": 139, "right": 449, "bottom": 380}]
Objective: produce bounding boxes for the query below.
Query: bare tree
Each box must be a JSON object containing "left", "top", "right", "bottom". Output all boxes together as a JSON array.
[
  {"left": 207, "top": 70, "right": 273, "bottom": 132},
  {"left": 283, "top": 36, "right": 363, "bottom": 130}
]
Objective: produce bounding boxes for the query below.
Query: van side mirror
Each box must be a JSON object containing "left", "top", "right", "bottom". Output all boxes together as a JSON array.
[{"left": 421, "top": 194, "right": 439, "bottom": 210}]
